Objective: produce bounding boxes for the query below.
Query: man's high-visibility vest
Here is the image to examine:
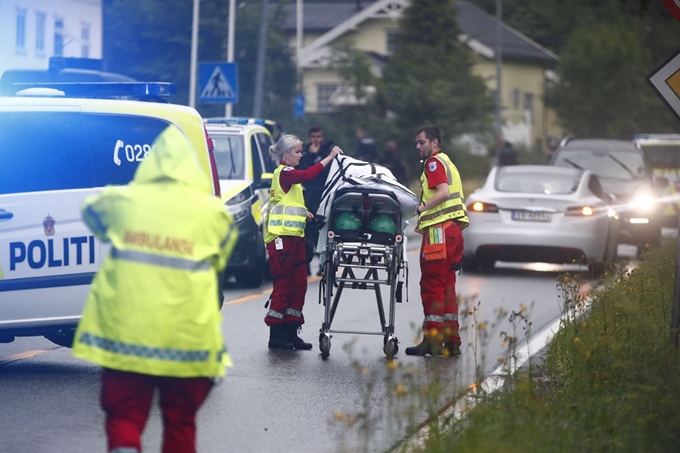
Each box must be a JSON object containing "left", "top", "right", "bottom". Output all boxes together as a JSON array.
[{"left": 419, "top": 152, "right": 469, "bottom": 229}]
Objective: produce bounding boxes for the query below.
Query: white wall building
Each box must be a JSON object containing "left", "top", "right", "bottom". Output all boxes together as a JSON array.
[{"left": 0, "top": 0, "right": 102, "bottom": 76}]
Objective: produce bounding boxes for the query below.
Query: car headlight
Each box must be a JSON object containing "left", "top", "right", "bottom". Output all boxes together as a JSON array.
[
  {"left": 225, "top": 187, "right": 253, "bottom": 222},
  {"left": 628, "top": 192, "right": 657, "bottom": 212}
]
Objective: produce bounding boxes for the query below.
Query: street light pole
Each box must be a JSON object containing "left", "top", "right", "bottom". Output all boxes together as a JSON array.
[
  {"left": 494, "top": 0, "right": 503, "bottom": 142},
  {"left": 189, "top": 0, "right": 200, "bottom": 109},
  {"left": 253, "top": 0, "right": 269, "bottom": 118},
  {"left": 226, "top": 0, "right": 235, "bottom": 117}
]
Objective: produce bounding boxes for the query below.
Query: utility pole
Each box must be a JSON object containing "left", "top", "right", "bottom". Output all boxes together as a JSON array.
[
  {"left": 494, "top": 0, "right": 503, "bottom": 142},
  {"left": 671, "top": 214, "right": 680, "bottom": 348},
  {"left": 297, "top": 0, "right": 304, "bottom": 90},
  {"left": 253, "top": 0, "right": 269, "bottom": 117},
  {"left": 225, "top": 0, "right": 236, "bottom": 117},
  {"left": 189, "top": 0, "right": 200, "bottom": 108}
]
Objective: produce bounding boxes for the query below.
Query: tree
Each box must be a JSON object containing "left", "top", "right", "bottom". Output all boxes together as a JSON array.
[
  {"left": 103, "top": 0, "right": 296, "bottom": 122},
  {"left": 380, "top": 0, "right": 494, "bottom": 150}
]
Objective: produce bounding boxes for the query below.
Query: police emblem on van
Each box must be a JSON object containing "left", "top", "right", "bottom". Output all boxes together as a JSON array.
[{"left": 43, "top": 215, "right": 56, "bottom": 236}]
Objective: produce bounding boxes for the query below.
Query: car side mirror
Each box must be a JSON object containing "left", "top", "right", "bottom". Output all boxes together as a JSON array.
[{"left": 260, "top": 172, "right": 273, "bottom": 189}]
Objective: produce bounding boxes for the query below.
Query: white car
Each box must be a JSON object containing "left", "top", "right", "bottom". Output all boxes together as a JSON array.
[{"left": 463, "top": 165, "right": 619, "bottom": 273}]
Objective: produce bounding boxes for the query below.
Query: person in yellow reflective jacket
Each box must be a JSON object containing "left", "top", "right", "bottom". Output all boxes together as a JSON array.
[
  {"left": 72, "top": 124, "right": 237, "bottom": 453},
  {"left": 406, "top": 125, "right": 468, "bottom": 357},
  {"left": 265, "top": 134, "right": 342, "bottom": 350}
]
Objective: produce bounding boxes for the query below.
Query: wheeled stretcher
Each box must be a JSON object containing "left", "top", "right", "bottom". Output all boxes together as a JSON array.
[{"left": 317, "top": 185, "right": 410, "bottom": 359}]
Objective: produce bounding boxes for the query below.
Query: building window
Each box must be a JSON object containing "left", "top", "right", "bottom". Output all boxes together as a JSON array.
[
  {"left": 16, "top": 9, "right": 27, "bottom": 50},
  {"left": 81, "top": 24, "right": 90, "bottom": 58},
  {"left": 54, "top": 18, "right": 64, "bottom": 56},
  {"left": 512, "top": 89, "right": 521, "bottom": 109},
  {"left": 386, "top": 30, "right": 400, "bottom": 54},
  {"left": 316, "top": 84, "right": 341, "bottom": 113},
  {"left": 36, "top": 12, "right": 46, "bottom": 53},
  {"left": 524, "top": 93, "right": 535, "bottom": 124}
]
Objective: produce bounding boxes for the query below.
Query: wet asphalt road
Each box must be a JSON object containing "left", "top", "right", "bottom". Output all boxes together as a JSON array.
[{"left": 0, "top": 235, "right": 622, "bottom": 453}]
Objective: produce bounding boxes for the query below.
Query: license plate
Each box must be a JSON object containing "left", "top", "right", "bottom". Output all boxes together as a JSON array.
[{"left": 511, "top": 210, "right": 551, "bottom": 222}]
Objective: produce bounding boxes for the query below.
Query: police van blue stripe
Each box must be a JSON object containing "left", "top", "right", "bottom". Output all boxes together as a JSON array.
[{"left": 0, "top": 273, "right": 96, "bottom": 292}]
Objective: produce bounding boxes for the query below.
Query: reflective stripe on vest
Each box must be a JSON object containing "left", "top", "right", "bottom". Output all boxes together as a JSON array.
[
  {"left": 111, "top": 248, "right": 212, "bottom": 271},
  {"left": 266, "top": 166, "right": 307, "bottom": 240},
  {"left": 444, "top": 313, "right": 459, "bottom": 321},
  {"left": 419, "top": 153, "right": 469, "bottom": 229},
  {"left": 79, "top": 332, "right": 212, "bottom": 362}
]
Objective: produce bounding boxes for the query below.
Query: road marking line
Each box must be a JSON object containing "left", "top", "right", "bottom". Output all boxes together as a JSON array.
[
  {"left": 224, "top": 275, "right": 323, "bottom": 306},
  {"left": 0, "top": 349, "right": 49, "bottom": 366}
]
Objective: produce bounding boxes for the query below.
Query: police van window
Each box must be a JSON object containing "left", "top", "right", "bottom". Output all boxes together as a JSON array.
[
  {"left": 212, "top": 134, "right": 245, "bottom": 180},
  {"left": 256, "top": 132, "right": 276, "bottom": 173},
  {"left": 0, "top": 112, "right": 94, "bottom": 194},
  {"left": 251, "top": 135, "right": 263, "bottom": 184},
  {"left": 83, "top": 114, "right": 170, "bottom": 187}
]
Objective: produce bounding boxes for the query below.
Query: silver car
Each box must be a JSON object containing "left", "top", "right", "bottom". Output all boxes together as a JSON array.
[{"left": 462, "top": 165, "right": 619, "bottom": 274}]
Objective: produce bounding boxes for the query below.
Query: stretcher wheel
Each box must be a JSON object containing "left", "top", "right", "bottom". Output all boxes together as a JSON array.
[
  {"left": 383, "top": 336, "right": 399, "bottom": 359},
  {"left": 319, "top": 333, "right": 331, "bottom": 359}
]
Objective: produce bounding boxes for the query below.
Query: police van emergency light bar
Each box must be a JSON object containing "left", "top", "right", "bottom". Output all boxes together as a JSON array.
[
  {"left": 9, "top": 82, "right": 176, "bottom": 99},
  {"left": 205, "top": 117, "right": 270, "bottom": 126}
]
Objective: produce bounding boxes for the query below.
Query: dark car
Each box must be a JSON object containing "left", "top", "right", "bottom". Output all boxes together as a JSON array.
[{"left": 549, "top": 138, "right": 663, "bottom": 251}]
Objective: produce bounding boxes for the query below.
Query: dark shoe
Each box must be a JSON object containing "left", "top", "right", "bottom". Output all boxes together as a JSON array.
[
  {"left": 286, "top": 323, "right": 313, "bottom": 350},
  {"left": 443, "top": 342, "right": 461, "bottom": 357},
  {"left": 404, "top": 338, "right": 441, "bottom": 356},
  {"left": 268, "top": 325, "right": 294, "bottom": 350}
]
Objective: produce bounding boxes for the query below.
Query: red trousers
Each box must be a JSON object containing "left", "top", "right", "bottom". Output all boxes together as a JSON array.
[
  {"left": 100, "top": 368, "right": 213, "bottom": 453},
  {"left": 265, "top": 236, "right": 308, "bottom": 326},
  {"left": 419, "top": 222, "right": 464, "bottom": 344}
]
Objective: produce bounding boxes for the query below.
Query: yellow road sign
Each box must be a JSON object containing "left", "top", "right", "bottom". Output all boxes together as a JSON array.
[{"left": 648, "top": 49, "right": 680, "bottom": 120}]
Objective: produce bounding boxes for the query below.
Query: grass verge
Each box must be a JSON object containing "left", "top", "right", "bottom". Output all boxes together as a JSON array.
[{"left": 425, "top": 242, "right": 680, "bottom": 452}]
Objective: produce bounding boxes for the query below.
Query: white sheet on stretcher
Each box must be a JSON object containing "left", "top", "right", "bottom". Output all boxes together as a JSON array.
[{"left": 313, "top": 155, "right": 420, "bottom": 260}]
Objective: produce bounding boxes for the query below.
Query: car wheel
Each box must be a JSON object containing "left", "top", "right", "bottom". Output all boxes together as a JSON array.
[
  {"left": 235, "top": 268, "right": 263, "bottom": 288},
  {"left": 461, "top": 256, "right": 479, "bottom": 273},
  {"left": 44, "top": 329, "right": 76, "bottom": 348},
  {"left": 588, "top": 261, "right": 610, "bottom": 277}
]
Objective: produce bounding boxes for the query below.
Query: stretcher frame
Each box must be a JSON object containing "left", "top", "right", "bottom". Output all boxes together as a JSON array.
[{"left": 318, "top": 186, "right": 408, "bottom": 359}]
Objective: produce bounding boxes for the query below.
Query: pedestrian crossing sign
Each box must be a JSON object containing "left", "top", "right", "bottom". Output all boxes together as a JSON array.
[{"left": 199, "top": 62, "right": 238, "bottom": 104}]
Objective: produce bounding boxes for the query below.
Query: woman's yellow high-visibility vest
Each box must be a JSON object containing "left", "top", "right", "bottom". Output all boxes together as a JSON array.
[
  {"left": 265, "top": 165, "right": 308, "bottom": 244},
  {"left": 419, "top": 152, "right": 469, "bottom": 229}
]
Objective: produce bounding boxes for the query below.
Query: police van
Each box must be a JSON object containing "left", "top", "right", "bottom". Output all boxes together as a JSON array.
[
  {"left": 634, "top": 134, "right": 680, "bottom": 228},
  {"left": 0, "top": 82, "right": 223, "bottom": 346},
  {"left": 204, "top": 118, "right": 281, "bottom": 287}
]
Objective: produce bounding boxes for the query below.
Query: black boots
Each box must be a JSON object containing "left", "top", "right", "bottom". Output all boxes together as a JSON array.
[
  {"left": 405, "top": 337, "right": 441, "bottom": 356},
  {"left": 268, "top": 323, "right": 313, "bottom": 350},
  {"left": 286, "top": 323, "right": 313, "bottom": 350},
  {"left": 268, "top": 324, "right": 294, "bottom": 350}
]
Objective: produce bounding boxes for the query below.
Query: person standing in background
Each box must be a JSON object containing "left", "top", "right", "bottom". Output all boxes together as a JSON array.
[
  {"left": 355, "top": 126, "right": 378, "bottom": 162},
  {"left": 380, "top": 140, "right": 409, "bottom": 184},
  {"left": 299, "top": 127, "right": 335, "bottom": 275},
  {"left": 72, "top": 125, "right": 237, "bottom": 453}
]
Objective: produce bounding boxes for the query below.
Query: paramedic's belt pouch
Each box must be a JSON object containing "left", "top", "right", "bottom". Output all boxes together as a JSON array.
[{"left": 423, "top": 225, "right": 447, "bottom": 261}]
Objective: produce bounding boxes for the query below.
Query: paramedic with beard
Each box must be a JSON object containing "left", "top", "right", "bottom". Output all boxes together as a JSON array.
[{"left": 406, "top": 125, "right": 469, "bottom": 357}]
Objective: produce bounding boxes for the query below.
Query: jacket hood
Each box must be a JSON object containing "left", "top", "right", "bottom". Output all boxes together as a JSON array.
[{"left": 132, "top": 124, "right": 211, "bottom": 194}]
